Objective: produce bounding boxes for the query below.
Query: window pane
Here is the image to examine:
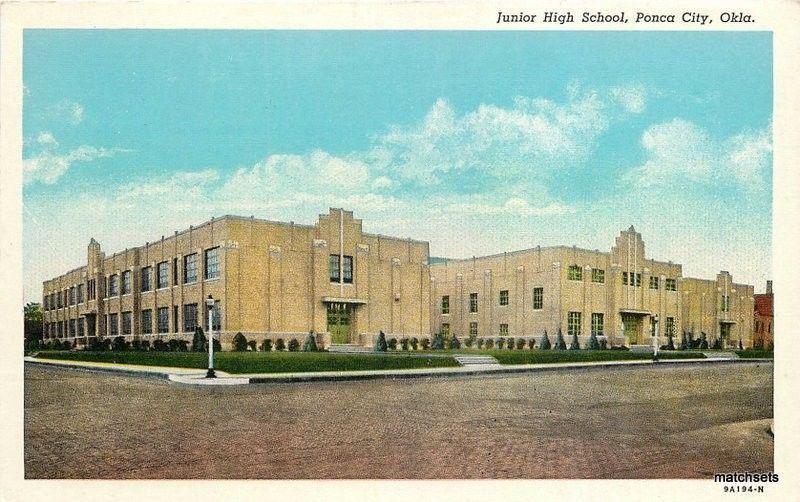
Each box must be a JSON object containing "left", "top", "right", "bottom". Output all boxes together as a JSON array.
[
  {"left": 329, "top": 255, "right": 340, "bottom": 282},
  {"left": 342, "top": 255, "right": 353, "bottom": 284},
  {"left": 204, "top": 247, "right": 220, "bottom": 280}
]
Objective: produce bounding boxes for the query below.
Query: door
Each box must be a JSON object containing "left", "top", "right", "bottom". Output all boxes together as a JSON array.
[
  {"left": 622, "top": 314, "right": 640, "bottom": 345},
  {"left": 327, "top": 303, "right": 351, "bottom": 344},
  {"left": 720, "top": 323, "right": 732, "bottom": 348}
]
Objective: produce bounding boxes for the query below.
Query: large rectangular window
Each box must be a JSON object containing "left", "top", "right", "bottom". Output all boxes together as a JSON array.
[
  {"left": 649, "top": 276, "right": 659, "bottom": 290},
  {"left": 122, "top": 311, "right": 132, "bottom": 335},
  {"left": 77, "top": 318, "right": 84, "bottom": 337},
  {"left": 591, "top": 313, "right": 604, "bottom": 336},
  {"left": 499, "top": 323, "right": 509, "bottom": 336},
  {"left": 69, "top": 319, "right": 76, "bottom": 337},
  {"left": 173, "top": 305, "right": 179, "bottom": 333},
  {"left": 77, "top": 284, "right": 84, "bottom": 303},
  {"left": 469, "top": 293, "right": 478, "bottom": 313},
  {"left": 720, "top": 295, "right": 730, "bottom": 312},
  {"left": 532, "top": 287, "right": 543, "bottom": 310},
  {"left": 567, "top": 265, "right": 582, "bottom": 281},
  {"left": 441, "top": 295, "right": 450, "bottom": 314},
  {"left": 469, "top": 322, "right": 478, "bottom": 336},
  {"left": 329, "top": 255, "right": 340, "bottom": 283},
  {"left": 568, "top": 311, "right": 582, "bottom": 337},
  {"left": 665, "top": 278, "right": 677, "bottom": 291},
  {"left": 157, "top": 262, "right": 168, "bottom": 289},
  {"left": 157, "top": 307, "right": 169, "bottom": 334},
  {"left": 172, "top": 258, "right": 179, "bottom": 286},
  {"left": 141, "top": 266, "right": 152, "bottom": 292},
  {"left": 204, "top": 247, "right": 220, "bottom": 280},
  {"left": 183, "top": 254, "right": 197, "bottom": 284},
  {"left": 109, "top": 313, "right": 118, "bottom": 337},
  {"left": 109, "top": 274, "right": 119, "bottom": 296},
  {"left": 121, "top": 271, "right": 132, "bottom": 295},
  {"left": 591, "top": 268, "right": 605, "bottom": 283},
  {"left": 141, "top": 309, "right": 153, "bottom": 334},
  {"left": 183, "top": 303, "right": 198, "bottom": 332},
  {"left": 88, "top": 279, "right": 96, "bottom": 300},
  {"left": 441, "top": 323, "right": 450, "bottom": 336},
  {"left": 342, "top": 255, "right": 353, "bottom": 284},
  {"left": 69, "top": 286, "right": 76, "bottom": 305},
  {"left": 665, "top": 317, "right": 675, "bottom": 337},
  {"left": 499, "top": 290, "right": 509, "bottom": 306}
]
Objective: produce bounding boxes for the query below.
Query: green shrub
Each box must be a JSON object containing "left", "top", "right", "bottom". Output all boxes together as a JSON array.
[
  {"left": 465, "top": 334, "right": 476, "bottom": 348},
  {"left": 288, "top": 338, "right": 300, "bottom": 352},
  {"left": 232, "top": 332, "right": 248, "bottom": 352},
  {"left": 260, "top": 339, "right": 273, "bottom": 352},
  {"left": 699, "top": 333, "right": 709, "bottom": 349},
  {"left": 275, "top": 338, "right": 285, "bottom": 351},
  {"left": 666, "top": 334, "right": 676, "bottom": 350},
  {"left": 131, "top": 339, "right": 142, "bottom": 351},
  {"left": 302, "top": 332, "right": 318, "bottom": 352},
  {"left": 112, "top": 336, "right": 127, "bottom": 351},
  {"left": 140, "top": 340, "right": 151, "bottom": 351},
  {"left": 599, "top": 338, "right": 608, "bottom": 350},
  {"left": 375, "top": 331, "right": 388, "bottom": 352},
  {"left": 527, "top": 339, "right": 535, "bottom": 350},
  {"left": 213, "top": 339, "right": 222, "bottom": 352},
  {"left": 450, "top": 334, "right": 461, "bottom": 350},
  {"left": 388, "top": 338, "right": 398, "bottom": 351},
  {"left": 680, "top": 332, "right": 689, "bottom": 350},
  {"left": 400, "top": 338, "right": 409, "bottom": 351},
  {"left": 152, "top": 339, "right": 167, "bottom": 351},
  {"left": 485, "top": 338, "right": 494, "bottom": 349},
  {"left": 539, "top": 331, "right": 551, "bottom": 350},
  {"left": 420, "top": 338, "right": 430, "bottom": 350},
  {"left": 63, "top": 340, "right": 73, "bottom": 350},
  {"left": 516, "top": 338, "right": 526, "bottom": 350},
  {"left": 410, "top": 337, "right": 419, "bottom": 350},
  {"left": 477, "top": 338, "right": 485, "bottom": 349},
  {"left": 191, "top": 328, "right": 207, "bottom": 352},
  {"left": 430, "top": 332, "right": 445, "bottom": 350},
  {"left": 497, "top": 337, "right": 506, "bottom": 349},
  {"left": 569, "top": 333, "right": 580, "bottom": 350},
  {"left": 247, "top": 340, "right": 257, "bottom": 351},
  {"left": 507, "top": 337, "right": 515, "bottom": 350},
  {"left": 554, "top": 329, "right": 567, "bottom": 350},
  {"left": 587, "top": 332, "right": 601, "bottom": 350},
  {"left": 711, "top": 337, "right": 722, "bottom": 350}
]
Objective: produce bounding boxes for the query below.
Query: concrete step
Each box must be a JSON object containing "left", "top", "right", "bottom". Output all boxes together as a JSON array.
[
  {"left": 454, "top": 355, "right": 501, "bottom": 366},
  {"left": 702, "top": 351, "right": 739, "bottom": 359},
  {"left": 327, "top": 344, "right": 373, "bottom": 354}
]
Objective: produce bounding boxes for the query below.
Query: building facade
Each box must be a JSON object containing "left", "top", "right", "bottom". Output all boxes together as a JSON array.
[
  {"left": 430, "top": 226, "right": 755, "bottom": 348},
  {"left": 753, "top": 281, "right": 774, "bottom": 349},
  {"left": 42, "top": 209, "right": 431, "bottom": 349}
]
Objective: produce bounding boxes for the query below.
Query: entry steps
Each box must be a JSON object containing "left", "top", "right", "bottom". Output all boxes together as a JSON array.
[
  {"left": 327, "top": 344, "right": 374, "bottom": 354},
  {"left": 453, "top": 355, "right": 501, "bottom": 367}
]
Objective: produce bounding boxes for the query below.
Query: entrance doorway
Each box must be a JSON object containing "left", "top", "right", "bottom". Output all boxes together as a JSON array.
[
  {"left": 720, "top": 322, "right": 732, "bottom": 348},
  {"left": 327, "top": 303, "right": 352, "bottom": 344},
  {"left": 621, "top": 314, "right": 642, "bottom": 345}
]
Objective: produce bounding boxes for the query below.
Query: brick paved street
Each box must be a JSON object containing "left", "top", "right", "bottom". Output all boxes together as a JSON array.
[{"left": 24, "top": 362, "right": 773, "bottom": 479}]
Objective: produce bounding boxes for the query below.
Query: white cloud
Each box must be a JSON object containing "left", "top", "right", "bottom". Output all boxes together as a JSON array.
[
  {"left": 442, "top": 197, "right": 575, "bottom": 217},
  {"left": 610, "top": 84, "right": 646, "bottom": 114},
  {"left": 23, "top": 145, "right": 127, "bottom": 185},
  {"left": 69, "top": 102, "right": 85, "bottom": 125},
  {"left": 36, "top": 131, "right": 58, "bottom": 148}
]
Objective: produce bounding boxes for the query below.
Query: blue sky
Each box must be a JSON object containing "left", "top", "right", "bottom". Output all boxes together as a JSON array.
[{"left": 23, "top": 30, "right": 772, "bottom": 302}]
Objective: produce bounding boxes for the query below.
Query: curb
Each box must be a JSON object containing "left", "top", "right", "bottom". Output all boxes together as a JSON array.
[{"left": 26, "top": 356, "right": 772, "bottom": 386}]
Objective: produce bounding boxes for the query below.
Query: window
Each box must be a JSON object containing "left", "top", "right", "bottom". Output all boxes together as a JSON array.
[
  {"left": 329, "top": 255, "right": 340, "bottom": 283},
  {"left": 665, "top": 317, "right": 675, "bottom": 337},
  {"left": 204, "top": 247, "right": 220, "bottom": 280},
  {"left": 69, "top": 319, "right": 76, "bottom": 337},
  {"left": 441, "top": 323, "right": 450, "bottom": 336},
  {"left": 157, "top": 262, "right": 168, "bottom": 289},
  {"left": 109, "top": 274, "right": 119, "bottom": 296},
  {"left": 56, "top": 292, "right": 61, "bottom": 308},
  {"left": 77, "top": 284, "right": 84, "bottom": 303},
  {"left": 122, "top": 311, "right": 132, "bottom": 335},
  {"left": 173, "top": 305, "right": 179, "bottom": 333},
  {"left": 108, "top": 313, "right": 118, "bottom": 337},
  {"left": 141, "top": 310, "right": 153, "bottom": 334},
  {"left": 499, "top": 323, "right": 509, "bottom": 336},
  {"left": 532, "top": 287, "right": 543, "bottom": 310},
  {"left": 469, "top": 293, "right": 478, "bottom": 313},
  {"left": 183, "top": 254, "right": 197, "bottom": 284},
  {"left": 88, "top": 279, "right": 96, "bottom": 300},
  {"left": 591, "top": 268, "right": 605, "bottom": 283},
  {"left": 157, "top": 307, "right": 169, "bottom": 333},
  {"left": 591, "top": 313, "right": 604, "bottom": 336},
  {"left": 77, "top": 319, "right": 84, "bottom": 337},
  {"left": 568, "top": 312, "right": 582, "bottom": 337},
  {"left": 69, "top": 286, "right": 76, "bottom": 305},
  {"left": 172, "top": 258, "right": 179, "bottom": 286},
  {"left": 720, "top": 295, "right": 730, "bottom": 312},
  {"left": 634, "top": 273, "right": 641, "bottom": 286},
  {"left": 183, "top": 303, "right": 198, "bottom": 332},
  {"left": 141, "top": 267, "right": 152, "bottom": 292},
  {"left": 470, "top": 322, "right": 478, "bottom": 337},
  {"left": 441, "top": 295, "right": 450, "bottom": 314},
  {"left": 212, "top": 301, "right": 221, "bottom": 331},
  {"left": 121, "top": 271, "right": 131, "bottom": 295},
  {"left": 567, "top": 265, "right": 582, "bottom": 281},
  {"left": 499, "top": 290, "right": 509, "bottom": 306},
  {"left": 649, "top": 276, "right": 659, "bottom": 290},
  {"left": 342, "top": 255, "right": 353, "bottom": 284},
  {"left": 665, "top": 278, "right": 677, "bottom": 291}
]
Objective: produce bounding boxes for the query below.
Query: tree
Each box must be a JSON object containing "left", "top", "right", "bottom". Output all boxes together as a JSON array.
[
  {"left": 666, "top": 333, "right": 676, "bottom": 350},
  {"left": 112, "top": 336, "right": 127, "bottom": 351},
  {"left": 554, "top": 328, "right": 567, "bottom": 350},
  {"left": 260, "top": 339, "right": 273, "bottom": 352},
  {"left": 430, "top": 332, "right": 444, "bottom": 350},
  {"left": 450, "top": 334, "right": 461, "bottom": 350},
  {"left": 699, "top": 333, "right": 709, "bottom": 349},
  {"left": 303, "top": 331, "right": 318, "bottom": 352},
  {"left": 24, "top": 302, "right": 43, "bottom": 349},
  {"left": 420, "top": 338, "right": 430, "bottom": 350},
  {"left": 288, "top": 338, "right": 300, "bottom": 351},
  {"left": 275, "top": 338, "right": 286, "bottom": 351},
  {"left": 410, "top": 337, "right": 419, "bottom": 350},
  {"left": 247, "top": 340, "right": 257, "bottom": 351},
  {"left": 680, "top": 332, "right": 689, "bottom": 350},
  {"left": 569, "top": 333, "right": 580, "bottom": 350},
  {"left": 232, "top": 332, "right": 248, "bottom": 351},
  {"left": 400, "top": 338, "right": 410, "bottom": 351},
  {"left": 375, "top": 331, "right": 388, "bottom": 352},
  {"left": 587, "top": 332, "right": 601, "bottom": 350},
  {"left": 539, "top": 330, "right": 551, "bottom": 350},
  {"left": 497, "top": 338, "right": 506, "bottom": 349},
  {"left": 191, "top": 327, "right": 207, "bottom": 352}
]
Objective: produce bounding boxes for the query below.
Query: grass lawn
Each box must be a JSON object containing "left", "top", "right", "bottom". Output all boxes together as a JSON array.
[
  {"left": 734, "top": 350, "right": 774, "bottom": 359},
  {"left": 484, "top": 350, "right": 706, "bottom": 365},
  {"left": 33, "top": 350, "right": 460, "bottom": 374}
]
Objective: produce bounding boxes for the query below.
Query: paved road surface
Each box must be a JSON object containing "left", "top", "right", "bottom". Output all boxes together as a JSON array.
[{"left": 24, "top": 362, "right": 773, "bottom": 479}]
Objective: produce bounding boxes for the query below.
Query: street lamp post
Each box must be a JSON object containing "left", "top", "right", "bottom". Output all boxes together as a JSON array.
[
  {"left": 205, "top": 295, "right": 216, "bottom": 379},
  {"left": 652, "top": 314, "right": 659, "bottom": 362}
]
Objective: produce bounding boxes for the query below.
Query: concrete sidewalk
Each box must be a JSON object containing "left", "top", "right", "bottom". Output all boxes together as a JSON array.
[{"left": 24, "top": 355, "right": 772, "bottom": 386}]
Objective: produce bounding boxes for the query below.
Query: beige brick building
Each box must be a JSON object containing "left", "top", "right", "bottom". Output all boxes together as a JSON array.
[
  {"left": 42, "top": 209, "right": 431, "bottom": 349},
  {"left": 41, "top": 213, "right": 755, "bottom": 350},
  {"left": 430, "top": 226, "right": 755, "bottom": 348}
]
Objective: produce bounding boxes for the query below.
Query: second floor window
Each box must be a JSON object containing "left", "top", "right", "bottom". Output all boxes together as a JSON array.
[
  {"left": 469, "top": 293, "right": 478, "bottom": 313},
  {"left": 108, "top": 274, "right": 119, "bottom": 296},
  {"left": 591, "top": 268, "right": 605, "bottom": 283},
  {"left": 532, "top": 287, "right": 543, "bottom": 310},
  {"left": 329, "top": 255, "right": 354, "bottom": 283},
  {"left": 665, "top": 278, "right": 677, "bottom": 291},
  {"left": 649, "top": 276, "right": 659, "bottom": 289},
  {"left": 499, "top": 290, "right": 509, "bottom": 306},
  {"left": 205, "top": 247, "right": 220, "bottom": 280},
  {"left": 141, "top": 266, "right": 152, "bottom": 292},
  {"left": 184, "top": 254, "right": 197, "bottom": 284},
  {"left": 441, "top": 295, "right": 450, "bottom": 314},
  {"left": 76, "top": 284, "right": 84, "bottom": 303},
  {"left": 567, "top": 265, "right": 582, "bottom": 281},
  {"left": 157, "top": 262, "right": 168, "bottom": 289},
  {"left": 342, "top": 256, "right": 353, "bottom": 284},
  {"left": 720, "top": 295, "right": 730, "bottom": 312},
  {"left": 329, "top": 255, "right": 340, "bottom": 283},
  {"left": 121, "top": 271, "right": 131, "bottom": 294}
]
